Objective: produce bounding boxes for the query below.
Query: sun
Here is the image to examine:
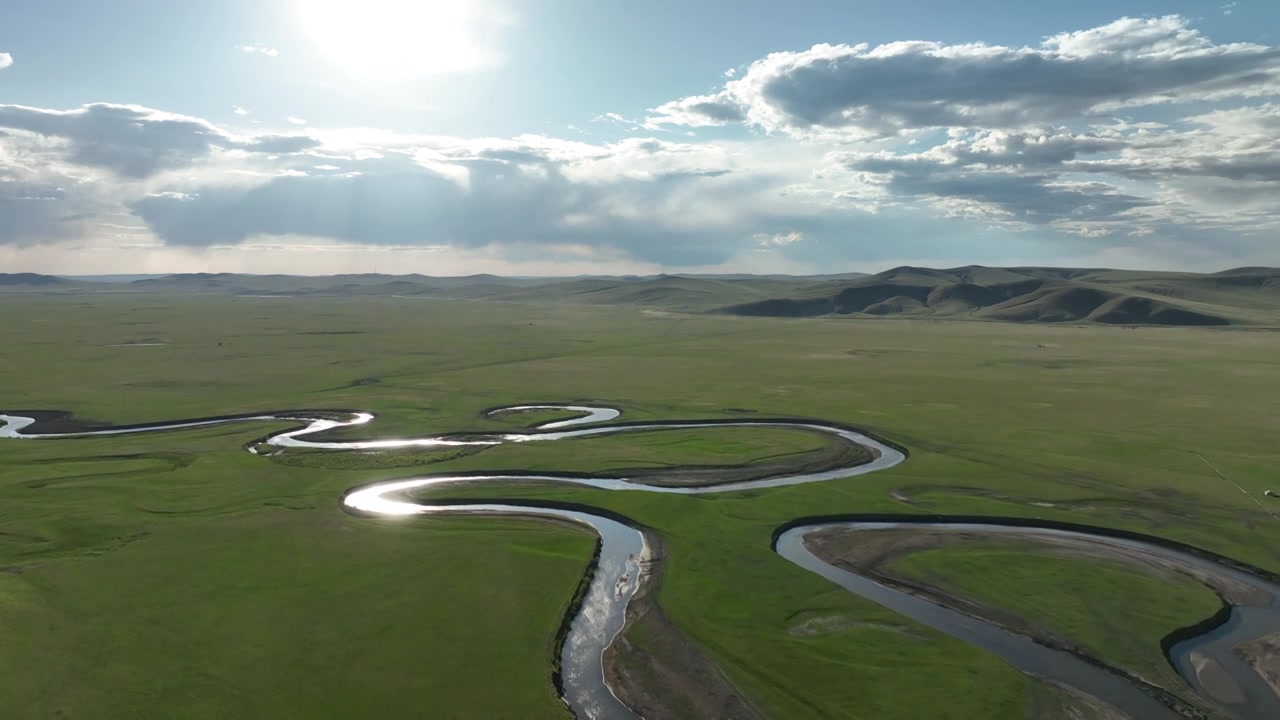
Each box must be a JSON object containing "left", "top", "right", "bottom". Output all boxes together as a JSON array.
[{"left": 296, "top": 0, "right": 497, "bottom": 78}]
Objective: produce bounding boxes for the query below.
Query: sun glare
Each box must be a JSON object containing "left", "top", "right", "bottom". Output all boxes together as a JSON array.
[{"left": 296, "top": 0, "right": 496, "bottom": 78}]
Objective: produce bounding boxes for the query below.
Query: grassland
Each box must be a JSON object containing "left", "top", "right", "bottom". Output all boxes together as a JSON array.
[
  {"left": 531, "top": 426, "right": 831, "bottom": 470},
  {"left": 0, "top": 436, "right": 593, "bottom": 719},
  {"left": 6, "top": 265, "right": 1279, "bottom": 325},
  {"left": 893, "top": 539, "right": 1221, "bottom": 690},
  {"left": 470, "top": 426, "right": 866, "bottom": 487},
  {"left": 816, "top": 531, "right": 1224, "bottom": 704},
  {"left": 2, "top": 292, "right": 1279, "bottom": 718},
  {"left": 263, "top": 444, "right": 486, "bottom": 469},
  {"left": 264, "top": 425, "right": 836, "bottom": 475}
]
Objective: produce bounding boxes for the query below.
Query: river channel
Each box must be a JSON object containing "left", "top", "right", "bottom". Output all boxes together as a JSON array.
[{"left": 2, "top": 404, "right": 1276, "bottom": 719}]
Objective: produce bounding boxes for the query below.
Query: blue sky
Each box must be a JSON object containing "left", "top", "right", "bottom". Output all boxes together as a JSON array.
[{"left": 1, "top": 0, "right": 1277, "bottom": 275}]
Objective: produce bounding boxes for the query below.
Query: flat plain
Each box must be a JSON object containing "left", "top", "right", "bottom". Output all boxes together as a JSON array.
[{"left": 2, "top": 292, "right": 1279, "bottom": 718}]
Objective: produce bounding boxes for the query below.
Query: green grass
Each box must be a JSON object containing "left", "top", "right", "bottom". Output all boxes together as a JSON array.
[
  {"left": 2, "top": 293, "right": 1279, "bottom": 718},
  {"left": 553, "top": 426, "right": 828, "bottom": 466},
  {"left": 0, "top": 432, "right": 592, "bottom": 718},
  {"left": 488, "top": 408, "right": 586, "bottom": 428},
  {"left": 887, "top": 537, "right": 1223, "bottom": 699},
  {"left": 485, "top": 426, "right": 842, "bottom": 482},
  {"left": 263, "top": 425, "right": 835, "bottom": 475},
  {"left": 265, "top": 445, "right": 485, "bottom": 469}
]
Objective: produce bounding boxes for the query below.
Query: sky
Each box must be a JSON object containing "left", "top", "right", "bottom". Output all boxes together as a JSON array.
[{"left": 1, "top": 0, "right": 1278, "bottom": 276}]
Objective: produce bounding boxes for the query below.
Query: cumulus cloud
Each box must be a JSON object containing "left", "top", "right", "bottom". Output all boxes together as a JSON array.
[
  {"left": 848, "top": 128, "right": 1130, "bottom": 173},
  {"left": 756, "top": 231, "right": 806, "bottom": 247},
  {"left": 128, "top": 153, "right": 762, "bottom": 264},
  {"left": 0, "top": 103, "right": 318, "bottom": 178},
  {"left": 647, "top": 92, "right": 746, "bottom": 128},
  {"left": 236, "top": 44, "right": 279, "bottom": 57},
  {"left": 427, "top": 134, "right": 736, "bottom": 185},
  {"left": 648, "top": 16, "right": 1280, "bottom": 136},
  {"left": 233, "top": 105, "right": 250, "bottom": 116},
  {"left": 638, "top": 14, "right": 1280, "bottom": 249},
  {"left": 112, "top": 131, "right": 776, "bottom": 264},
  {"left": 842, "top": 131, "right": 1157, "bottom": 234},
  {"left": 287, "top": 116, "right": 307, "bottom": 125},
  {"left": 1066, "top": 108, "right": 1280, "bottom": 185},
  {"left": 838, "top": 115, "right": 1280, "bottom": 238},
  {"left": 885, "top": 171, "right": 1152, "bottom": 229},
  {"left": 4, "top": 15, "right": 1280, "bottom": 271},
  {"left": 0, "top": 53, "right": 12, "bottom": 70},
  {"left": 0, "top": 101, "right": 787, "bottom": 259},
  {"left": 243, "top": 134, "right": 321, "bottom": 154}
]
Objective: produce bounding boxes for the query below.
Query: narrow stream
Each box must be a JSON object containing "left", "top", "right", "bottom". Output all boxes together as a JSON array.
[
  {"left": 3, "top": 405, "right": 1277, "bottom": 719},
  {"left": 778, "top": 522, "right": 1280, "bottom": 719}
]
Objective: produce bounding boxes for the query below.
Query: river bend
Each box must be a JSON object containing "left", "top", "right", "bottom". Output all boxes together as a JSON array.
[{"left": 3, "top": 405, "right": 1276, "bottom": 719}]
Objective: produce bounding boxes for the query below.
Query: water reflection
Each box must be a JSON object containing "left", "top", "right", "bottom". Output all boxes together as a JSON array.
[
  {"left": 780, "top": 523, "right": 1280, "bottom": 720},
  {"left": 5, "top": 405, "right": 1277, "bottom": 718}
]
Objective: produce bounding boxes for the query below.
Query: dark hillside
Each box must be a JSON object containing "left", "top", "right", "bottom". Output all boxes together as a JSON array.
[
  {"left": 0, "top": 273, "right": 71, "bottom": 286},
  {"left": 716, "top": 265, "right": 1277, "bottom": 326}
]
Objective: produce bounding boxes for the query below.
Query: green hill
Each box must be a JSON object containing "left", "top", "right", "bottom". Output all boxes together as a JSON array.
[
  {"left": 4, "top": 266, "right": 1277, "bottom": 326},
  {"left": 719, "top": 266, "right": 1280, "bottom": 327}
]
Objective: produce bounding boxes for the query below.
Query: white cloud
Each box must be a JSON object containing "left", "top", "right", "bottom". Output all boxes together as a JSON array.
[
  {"left": 0, "top": 102, "right": 318, "bottom": 181},
  {"left": 0, "top": 53, "right": 12, "bottom": 70},
  {"left": 647, "top": 92, "right": 744, "bottom": 128},
  {"left": 755, "top": 231, "right": 807, "bottom": 246},
  {"left": 838, "top": 114, "right": 1280, "bottom": 239},
  {"left": 647, "top": 16, "right": 1280, "bottom": 137},
  {"left": 232, "top": 105, "right": 250, "bottom": 116},
  {"left": 724, "top": 68, "right": 736, "bottom": 77},
  {"left": 0, "top": 106, "right": 804, "bottom": 265},
  {"left": 592, "top": 112, "right": 646, "bottom": 130},
  {"left": 1222, "top": 2, "right": 1239, "bottom": 15},
  {"left": 236, "top": 44, "right": 279, "bottom": 57},
  {"left": 1186, "top": 103, "right": 1280, "bottom": 134},
  {"left": 4, "top": 16, "right": 1280, "bottom": 273},
  {"left": 287, "top": 116, "right": 307, "bottom": 125},
  {"left": 1040, "top": 15, "right": 1211, "bottom": 58}
]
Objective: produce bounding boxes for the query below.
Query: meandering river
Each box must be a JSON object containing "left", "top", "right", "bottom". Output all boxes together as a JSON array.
[{"left": 3, "top": 405, "right": 1277, "bottom": 719}]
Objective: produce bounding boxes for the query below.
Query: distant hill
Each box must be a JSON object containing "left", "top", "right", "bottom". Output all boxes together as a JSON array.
[
  {"left": 0, "top": 273, "right": 72, "bottom": 287},
  {"left": 3, "top": 266, "right": 1277, "bottom": 326},
  {"left": 681, "top": 272, "right": 870, "bottom": 281},
  {"left": 718, "top": 266, "right": 1280, "bottom": 326},
  {"left": 61, "top": 274, "right": 167, "bottom": 283}
]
